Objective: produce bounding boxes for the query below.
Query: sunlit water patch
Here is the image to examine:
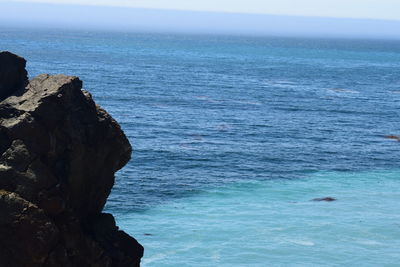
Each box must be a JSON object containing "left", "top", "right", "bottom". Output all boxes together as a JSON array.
[{"left": 117, "top": 170, "right": 400, "bottom": 266}]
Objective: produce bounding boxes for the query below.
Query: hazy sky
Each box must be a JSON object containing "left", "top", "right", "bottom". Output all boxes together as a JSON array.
[
  {"left": 5, "top": 0, "right": 400, "bottom": 20},
  {"left": 1, "top": 1, "right": 400, "bottom": 38}
]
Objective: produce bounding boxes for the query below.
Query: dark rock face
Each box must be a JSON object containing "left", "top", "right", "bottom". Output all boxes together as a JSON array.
[
  {"left": 0, "top": 51, "right": 28, "bottom": 101},
  {"left": 0, "top": 51, "right": 143, "bottom": 266}
]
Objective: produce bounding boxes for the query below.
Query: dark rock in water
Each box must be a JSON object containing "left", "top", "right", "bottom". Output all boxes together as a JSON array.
[
  {"left": 0, "top": 53, "right": 143, "bottom": 266},
  {"left": 0, "top": 51, "right": 28, "bottom": 101},
  {"left": 312, "top": 197, "right": 337, "bottom": 202},
  {"left": 384, "top": 135, "right": 400, "bottom": 141}
]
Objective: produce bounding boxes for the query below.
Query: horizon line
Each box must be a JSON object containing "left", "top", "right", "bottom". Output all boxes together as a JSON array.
[
  {"left": 6, "top": 0, "right": 400, "bottom": 23},
  {"left": 2, "top": 1, "right": 400, "bottom": 39}
]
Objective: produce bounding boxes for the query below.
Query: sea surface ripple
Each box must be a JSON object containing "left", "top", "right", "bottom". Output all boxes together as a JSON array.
[{"left": 2, "top": 28, "right": 400, "bottom": 266}]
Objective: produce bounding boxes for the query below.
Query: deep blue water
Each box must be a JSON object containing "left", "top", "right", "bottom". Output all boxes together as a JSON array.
[{"left": 2, "top": 27, "right": 400, "bottom": 266}]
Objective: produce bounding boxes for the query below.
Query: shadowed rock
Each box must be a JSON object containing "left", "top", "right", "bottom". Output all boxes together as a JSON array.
[
  {"left": 0, "top": 51, "right": 28, "bottom": 101},
  {"left": 0, "top": 53, "right": 143, "bottom": 266}
]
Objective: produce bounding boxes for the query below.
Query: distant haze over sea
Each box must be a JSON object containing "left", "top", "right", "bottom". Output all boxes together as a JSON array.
[{"left": 1, "top": 1, "right": 400, "bottom": 39}]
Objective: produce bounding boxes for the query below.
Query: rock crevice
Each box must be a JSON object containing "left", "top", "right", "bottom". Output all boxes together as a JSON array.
[{"left": 0, "top": 51, "right": 143, "bottom": 267}]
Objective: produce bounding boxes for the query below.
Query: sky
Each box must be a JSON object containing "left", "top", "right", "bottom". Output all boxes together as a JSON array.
[
  {"left": 1, "top": 1, "right": 400, "bottom": 38},
  {"left": 5, "top": 0, "right": 400, "bottom": 20}
]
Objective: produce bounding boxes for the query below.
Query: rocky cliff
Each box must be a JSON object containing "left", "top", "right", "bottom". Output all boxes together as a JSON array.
[{"left": 0, "top": 51, "right": 143, "bottom": 266}]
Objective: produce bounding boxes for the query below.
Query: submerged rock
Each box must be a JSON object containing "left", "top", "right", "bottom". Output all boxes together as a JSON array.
[
  {"left": 0, "top": 51, "right": 143, "bottom": 266},
  {"left": 384, "top": 135, "right": 400, "bottom": 141},
  {"left": 312, "top": 197, "right": 337, "bottom": 202}
]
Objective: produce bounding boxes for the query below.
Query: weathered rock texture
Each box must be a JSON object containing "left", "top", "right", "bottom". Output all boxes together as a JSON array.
[{"left": 0, "top": 51, "right": 143, "bottom": 266}]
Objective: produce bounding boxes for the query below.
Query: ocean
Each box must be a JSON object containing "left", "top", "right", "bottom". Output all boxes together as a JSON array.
[{"left": 2, "top": 27, "right": 400, "bottom": 266}]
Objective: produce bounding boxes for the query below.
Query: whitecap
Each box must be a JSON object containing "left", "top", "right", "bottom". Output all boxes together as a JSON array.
[{"left": 356, "top": 240, "right": 382, "bottom": 246}]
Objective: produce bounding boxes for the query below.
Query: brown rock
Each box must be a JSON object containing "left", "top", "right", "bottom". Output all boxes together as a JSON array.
[{"left": 384, "top": 135, "right": 400, "bottom": 141}]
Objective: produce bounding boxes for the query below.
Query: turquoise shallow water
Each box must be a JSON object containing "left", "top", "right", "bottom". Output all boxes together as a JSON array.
[
  {"left": 1, "top": 27, "right": 400, "bottom": 265},
  {"left": 119, "top": 170, "right": 400, "bottom": 266}
]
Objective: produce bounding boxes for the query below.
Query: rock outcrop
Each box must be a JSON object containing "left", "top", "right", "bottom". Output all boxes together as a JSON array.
[{"left": 0, "top": 51, "right": 143, "bottom": 266}]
